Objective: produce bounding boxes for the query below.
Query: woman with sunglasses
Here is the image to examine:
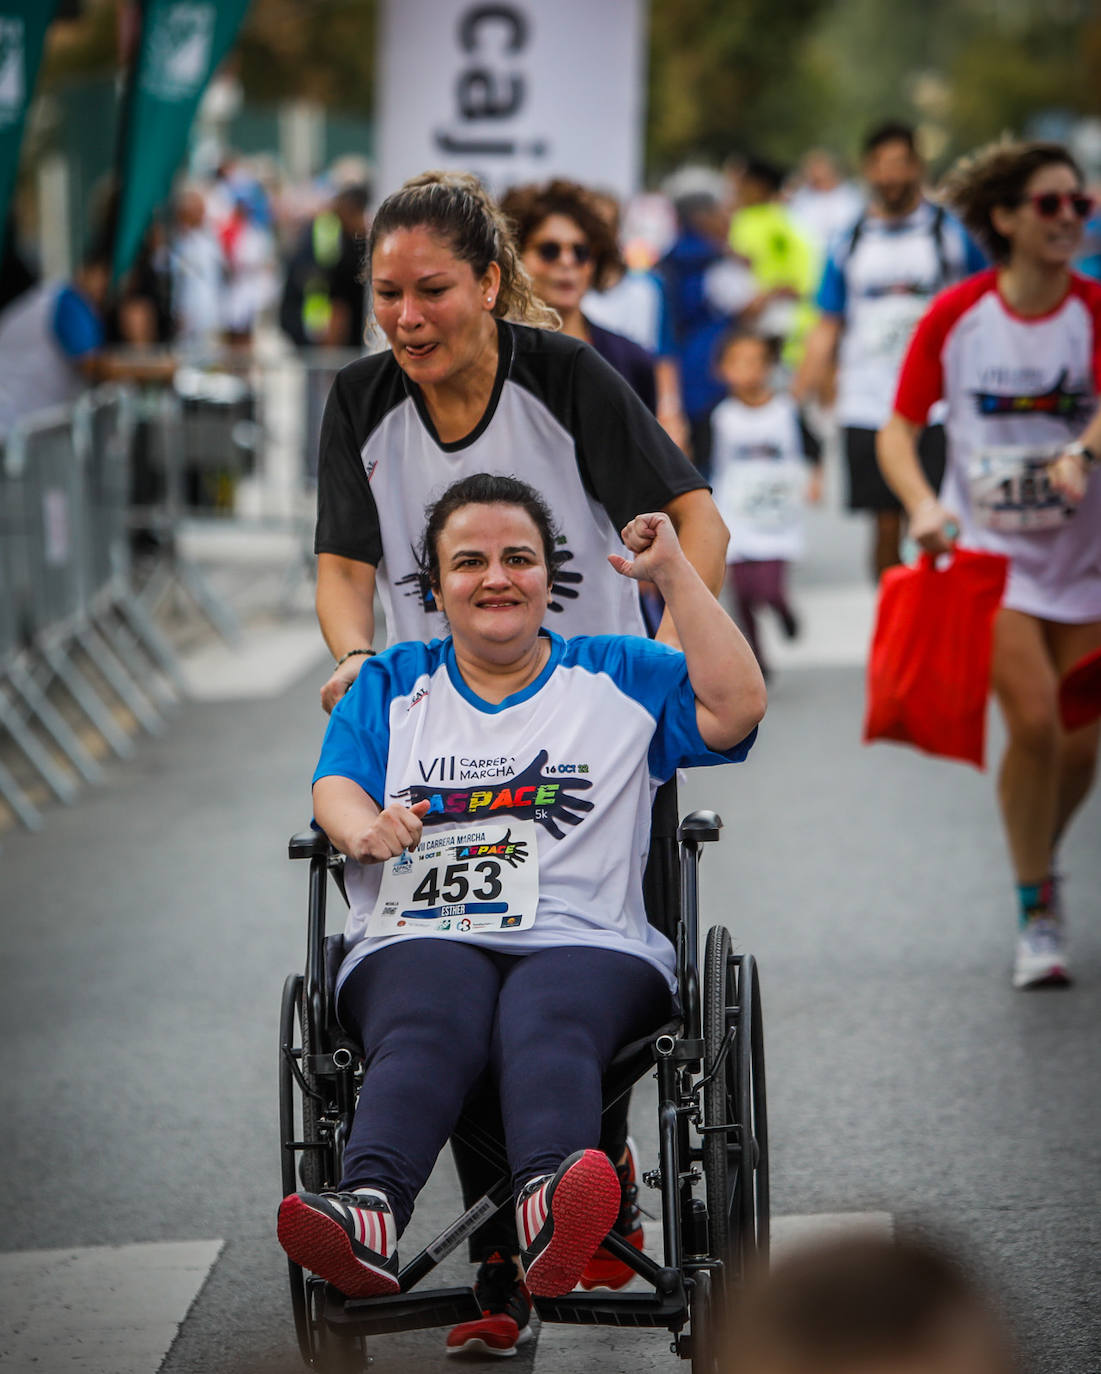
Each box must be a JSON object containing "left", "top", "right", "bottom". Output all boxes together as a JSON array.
[
  {"left": 313, "top": 170, "right": 728, "bottom": 1354},
  {"left": 500, "top": 178, "right": 674, "bottom": 634},
  {"left": 499, "top": 178, "right": 659, "bottom": 412},
  {"left": 878, "top": 140, "right": 1101, "bottom": 990}
]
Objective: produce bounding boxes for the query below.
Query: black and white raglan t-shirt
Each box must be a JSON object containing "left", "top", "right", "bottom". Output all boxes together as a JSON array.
[
  {"left": 314, "top": 631, "right": 756, "bottom": 995},
  {"left": 314, "top": 320, "right": 708, "bottom": 643}
]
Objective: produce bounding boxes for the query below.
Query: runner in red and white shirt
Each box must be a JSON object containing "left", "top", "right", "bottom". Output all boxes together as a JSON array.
[{"left": 878, "top": 140, "right": 1101, "bottom": 990}]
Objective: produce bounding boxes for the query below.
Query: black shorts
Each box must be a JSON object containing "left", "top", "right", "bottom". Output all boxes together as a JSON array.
[{"left": 844, "top": 424, "right": 946, "bottom": 513}]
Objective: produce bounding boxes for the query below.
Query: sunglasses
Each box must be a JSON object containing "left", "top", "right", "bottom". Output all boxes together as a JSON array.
[
  {"left": 532, "top": 239, "right": 592, "bottom": 265},
  {"left": 1022, "top": 191, "right": 1094, "bottom": 219}
]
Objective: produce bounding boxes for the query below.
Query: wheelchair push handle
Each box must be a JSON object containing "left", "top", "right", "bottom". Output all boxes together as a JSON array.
[
  {"left": 288, "top": 827, "right": 336, "bottom": 860},
  {"left": 677, "top": 810, "right": 723, "bottom": 845}
]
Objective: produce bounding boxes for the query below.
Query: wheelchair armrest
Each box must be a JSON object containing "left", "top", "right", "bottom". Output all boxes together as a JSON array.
[
  {"left": 677, "top": 810, "right": 723, "bottom": 844},
  {"left": 288, "top": 827, "right": 335, "bottom": 860}
]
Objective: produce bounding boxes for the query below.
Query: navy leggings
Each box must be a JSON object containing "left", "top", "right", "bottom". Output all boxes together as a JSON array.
[{"left": 336, "top": 940, "right": 671, "bottom": 1235}]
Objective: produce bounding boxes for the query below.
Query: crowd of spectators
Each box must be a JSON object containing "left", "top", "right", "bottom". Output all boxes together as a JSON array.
[{"left": 3, "top": 130, "right": 1099, "bottom": 481}]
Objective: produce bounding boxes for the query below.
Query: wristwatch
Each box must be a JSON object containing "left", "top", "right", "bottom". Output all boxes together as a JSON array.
[{"left": 1064, "top": 441, "right": 1098, "bottom": 468}]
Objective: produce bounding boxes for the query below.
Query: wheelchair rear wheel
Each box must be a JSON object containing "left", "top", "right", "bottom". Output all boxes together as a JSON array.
[
  {"left": 702, "top": 926, "right": 769, "bottom": 1298},
  {"left": 279, "top": 973, "right": 332, "bottom": 1195}
]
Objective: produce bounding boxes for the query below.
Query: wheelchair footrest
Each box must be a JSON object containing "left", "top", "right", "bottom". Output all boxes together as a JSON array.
[
  {"left": 534, "top": 1288, "right": 687, "bottom": 1328},
  {"left": 325, "top": 1285, "right": 483, "bottom": 1335}
]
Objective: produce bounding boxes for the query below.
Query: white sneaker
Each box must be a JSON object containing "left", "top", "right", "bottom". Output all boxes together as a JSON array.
[{"left": 1012, "top": 918, "right": 1071, "bottom": 990}]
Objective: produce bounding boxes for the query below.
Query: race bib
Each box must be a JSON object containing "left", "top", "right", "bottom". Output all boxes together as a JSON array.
[
  {"left": 368, "top": 820, "right": 539, "bottom": 939},
  {"left": 863, "top": 293, "right": 927, "bottom": 363},
  {"left": 969, "top": 446, "right": 1074, "bottom": 533},
  {"left": 719, "top": 461, "right": 804, "bottom": 534}
]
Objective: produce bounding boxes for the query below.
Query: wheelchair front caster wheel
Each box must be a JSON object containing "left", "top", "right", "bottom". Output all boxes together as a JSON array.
[{"left": 689, "top": 1269, "right": 716, "bottom": 1373}]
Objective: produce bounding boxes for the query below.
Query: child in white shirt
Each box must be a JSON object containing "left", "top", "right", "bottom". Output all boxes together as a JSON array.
[{"left": 710, "top": 331, "right": 823, "bottom": 675}]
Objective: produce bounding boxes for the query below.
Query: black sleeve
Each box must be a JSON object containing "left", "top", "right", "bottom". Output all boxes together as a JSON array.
[
  {"left": 313, "top": 368, "right": 383, "bottom": 564},
  {"left": 797, "top": 410, "right": 823, "bottom": 467},
  {"left": 568, "top": 344, "right": 706, "bottom": 530}
]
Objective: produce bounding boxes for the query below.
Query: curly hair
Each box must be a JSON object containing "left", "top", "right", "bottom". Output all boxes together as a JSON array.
[
  {"left": 940, "top": 138, "right": 1083, "bottom": 263},
  {"left": 417, "top": 473, "right": 569, "bottom": 592},
  {"left": 498, "top": 178, "right": 624, "bottom": 292},
  {"left": 367, "top": 171, "right": 559, "bottom": 328}
]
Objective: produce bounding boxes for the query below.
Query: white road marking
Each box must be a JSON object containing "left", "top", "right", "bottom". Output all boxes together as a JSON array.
[
  {"left": 530, "top": 1214, "right": 894, "bottom": 1372},
  {"left": 770, "top": 1209, "right": 894, "bottom": 1253},
  {"left": 0, "top": 1240, "right": 222, "bottom": 1374}
]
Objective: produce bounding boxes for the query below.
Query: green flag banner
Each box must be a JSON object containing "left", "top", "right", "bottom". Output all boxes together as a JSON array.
[
  {"left": 112, "top": 0, "right": 251, "bottom": 281},
  {"left": 0, "top": 1, "right": 59, "bottom": 235}
]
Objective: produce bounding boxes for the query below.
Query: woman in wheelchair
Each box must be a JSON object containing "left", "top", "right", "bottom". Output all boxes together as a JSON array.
[{"left": 277, "top": 472, "right": 766, "bottom": 1304}]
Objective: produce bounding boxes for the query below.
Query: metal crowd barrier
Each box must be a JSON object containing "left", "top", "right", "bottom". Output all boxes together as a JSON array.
[
  {"left": 119, "top": 345, "right": 368, "bottom": 630},
  {"left": 0, "top": 387, "right": 184, "bottom": 830},
  {"left": 276, "top": 346, "right": 367, "bottom": 607},
  {"left": 0, "top": 347, "right": 368, "bottom": 830}
]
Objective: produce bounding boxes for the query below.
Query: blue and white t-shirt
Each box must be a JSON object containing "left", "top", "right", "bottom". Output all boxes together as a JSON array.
[
  {"left": 0, "top": 283, "right": 103, "bottom": 438},
  {"left": 314, "top": 632, "right": 756, "bottom": 992}
]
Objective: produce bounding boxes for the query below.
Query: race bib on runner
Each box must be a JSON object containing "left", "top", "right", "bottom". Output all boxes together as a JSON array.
[
  {"left": 968, "top": 446, "right": 1074, "bottom": 532},
  {"left": 368, "top": 819, "right": 539, "bottom": 938},
  {"left": 717, "top": 460, "right": 804, "bottom": 535},
  {"left": 863, "top": 293, "right": 927, "bottom": 363}
]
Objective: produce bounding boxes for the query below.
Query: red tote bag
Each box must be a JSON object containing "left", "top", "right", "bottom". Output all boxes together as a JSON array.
[{"left": 863, "top": 549, "right": 1009, "bottom": 769}]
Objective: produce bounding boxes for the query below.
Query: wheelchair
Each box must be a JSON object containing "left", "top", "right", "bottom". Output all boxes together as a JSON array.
[{"left": 279, "top": 798, "right": 768, "bottom": 1372}]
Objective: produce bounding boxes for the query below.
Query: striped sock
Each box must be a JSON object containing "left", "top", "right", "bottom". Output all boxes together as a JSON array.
[
  {"left": 345, "top": 1188, "right": 397, "bottom": 1256},
  {"left": 516, "top": 1175, "right": 553, "bottom": 1250}
]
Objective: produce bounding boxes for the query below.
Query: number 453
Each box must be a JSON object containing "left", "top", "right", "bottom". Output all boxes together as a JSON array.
[{"left": 412, "top": 860, "right": 503, "bottom": 904}]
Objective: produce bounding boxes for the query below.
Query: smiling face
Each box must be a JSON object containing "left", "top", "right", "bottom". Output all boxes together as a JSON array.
[
  {"left": 431, "top": 503, "right": 552, "bottom": 656},
  {"left": 370, "top": 226, "right": 500, "bottom": 387},
  {"left": 992, "top": 161, "right": 1086, "bottom": 270},
  {"left": 521, "top": 213, "right": 595, "bottom": 315}
]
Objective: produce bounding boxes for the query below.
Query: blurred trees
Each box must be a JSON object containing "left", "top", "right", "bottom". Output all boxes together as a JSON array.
[
  {"left": 41, "top": 0, "right": 378, "bottom": 114},
  {"left": 645, "top": 0, "right": 828, "bottom": 171},
  {"left": 233, "top": 0, "right": 376, "bottom": 115},
  {"left": 646, "top": 0, "right": 1100, "bottom": 177},
  {"left": 39, "top": 0, "right": 1101, "bottom": 181}
]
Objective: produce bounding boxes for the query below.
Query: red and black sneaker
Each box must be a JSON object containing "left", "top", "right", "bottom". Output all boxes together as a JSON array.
[
  {"left": 277, "top": 1189, "right": 400, "bottom": 1299},
  {"left": 445, "top": 1251, "right": 533, "bottom": 1358},
  {"left": 579, "top": 1138, "right": 645, "bottom": 1291},
  {"left": 517, "top": 1149, "right": 620, "bottom": 1298}
]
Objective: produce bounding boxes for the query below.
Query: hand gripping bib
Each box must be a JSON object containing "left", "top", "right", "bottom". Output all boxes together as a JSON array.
[{"left": 369, "top": 820, "right": 540, "bottom": 938}]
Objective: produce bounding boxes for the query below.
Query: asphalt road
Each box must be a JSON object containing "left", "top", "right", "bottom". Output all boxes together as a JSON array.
[{"left": 2, "top": 496, "right": 1099, "bottom": 1374}]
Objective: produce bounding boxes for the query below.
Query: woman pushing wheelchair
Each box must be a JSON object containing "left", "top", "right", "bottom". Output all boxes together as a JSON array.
[{"left": 277, "top": 473, "right": 766, "bottom": 1303}]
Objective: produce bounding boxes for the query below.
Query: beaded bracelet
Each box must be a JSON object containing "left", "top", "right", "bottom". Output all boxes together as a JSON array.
[{"left": 335, "top": 648, "right": 376, "bottom": 668}]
